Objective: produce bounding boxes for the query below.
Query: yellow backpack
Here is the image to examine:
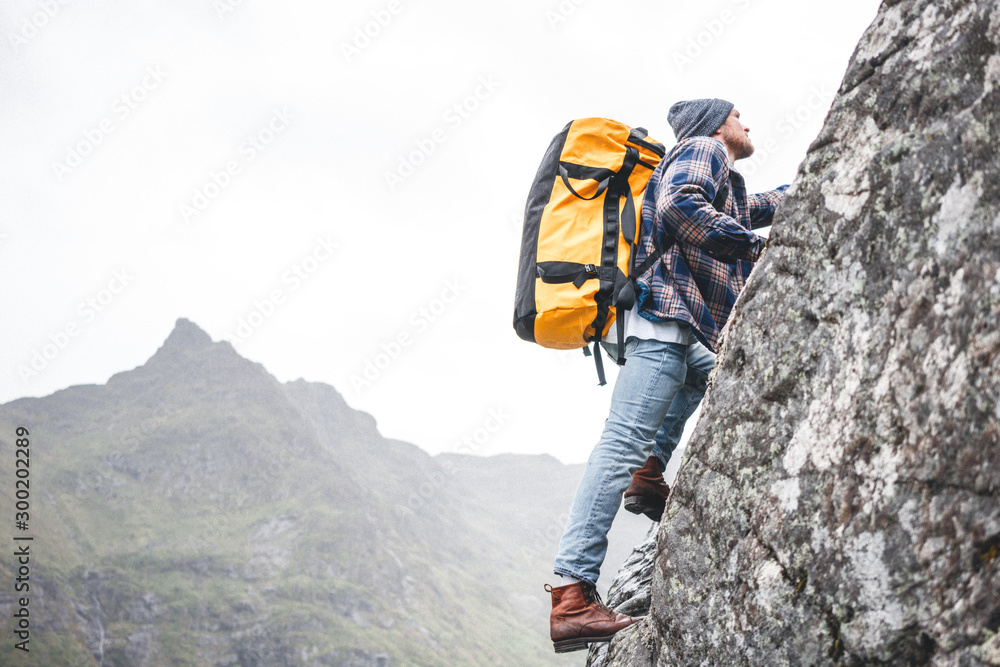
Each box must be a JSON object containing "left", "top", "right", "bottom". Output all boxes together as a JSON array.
[{"left": 512, "top": 118, "right": 666, "bottom": 384}]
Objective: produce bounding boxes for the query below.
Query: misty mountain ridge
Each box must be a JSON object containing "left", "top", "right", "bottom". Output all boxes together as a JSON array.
[{"left": 0, "top": 317, "right": 648, "bottom": 666}]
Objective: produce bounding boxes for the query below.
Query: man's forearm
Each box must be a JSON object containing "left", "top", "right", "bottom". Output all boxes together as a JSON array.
[
  {"left": 748, "top": 185, "right": 789, "bottom": 229},
  {"left": 661, "top": 188, "right": 765, "bottom": 262}
]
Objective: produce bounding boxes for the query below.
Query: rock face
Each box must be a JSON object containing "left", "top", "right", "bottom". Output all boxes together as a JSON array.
[
  {"left": 587, "top": 526, "right": 658, "bottom": 666},
  {"left": 603, "top": 0, "right": 1000, "bottom": 665}
]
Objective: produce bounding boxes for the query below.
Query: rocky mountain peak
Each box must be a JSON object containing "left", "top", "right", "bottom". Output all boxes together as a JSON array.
[
  {"left": 108, "top": 317, "right": 272, "bottom": 397},
  {"left": 160, "top": 317, "right": 214, "bottom": 352},
  {"left": 145, "top": 317, "right": 240, "bottom": 368}
]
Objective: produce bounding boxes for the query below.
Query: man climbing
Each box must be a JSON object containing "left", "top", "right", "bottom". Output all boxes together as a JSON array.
[{"left": 546, "top": 98, "right": 788, "bottom": 653}]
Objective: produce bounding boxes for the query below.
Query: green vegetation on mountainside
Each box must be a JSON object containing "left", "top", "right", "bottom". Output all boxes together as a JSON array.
[{"left": 0, "top": 319, "right": 647, "bottom": 666}]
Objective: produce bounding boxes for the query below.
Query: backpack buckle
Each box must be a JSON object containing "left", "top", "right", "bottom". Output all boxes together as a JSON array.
[{"left": 573, "top": 264, "right": 599, "bottom": 288}]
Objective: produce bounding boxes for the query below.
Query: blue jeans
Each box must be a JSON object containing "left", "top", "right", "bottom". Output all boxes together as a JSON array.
[{"left": 553, "top": 338, "right": 715, "bottom": 586}]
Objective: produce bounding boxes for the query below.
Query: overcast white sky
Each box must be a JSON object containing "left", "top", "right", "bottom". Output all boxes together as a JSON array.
[{"left": 1, "top": 0, "right": 882, "bottom": 464}]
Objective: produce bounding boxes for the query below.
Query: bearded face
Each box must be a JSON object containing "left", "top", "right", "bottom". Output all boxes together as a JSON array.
[{"left": 714, "top": 109, "right": 755, "bottom": 161}]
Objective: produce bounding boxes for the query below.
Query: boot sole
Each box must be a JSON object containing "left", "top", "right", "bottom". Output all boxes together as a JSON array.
[
  {"left": 553, "top": 634, "right": 615, "bottom": 653},
  {"left": 624, "top": 496, "right": 663, "bottom": 522}
]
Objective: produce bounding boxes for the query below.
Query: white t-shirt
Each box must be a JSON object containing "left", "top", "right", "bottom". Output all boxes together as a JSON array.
[{"left": 604, "top": 302, "right": 697, "bottom": 346}]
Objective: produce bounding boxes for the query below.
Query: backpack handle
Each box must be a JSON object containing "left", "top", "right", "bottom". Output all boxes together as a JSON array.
[{"left": 558, "top": 163, "right": 613, "bottom": 201}]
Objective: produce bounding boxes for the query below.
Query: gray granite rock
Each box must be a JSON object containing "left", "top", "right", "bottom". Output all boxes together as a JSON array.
[
  {"left": 602, "top": 1, "right": 1000, "bottom": 664},
  {"left": 588, "top": 525, "right": 658, "bottom": 666}
]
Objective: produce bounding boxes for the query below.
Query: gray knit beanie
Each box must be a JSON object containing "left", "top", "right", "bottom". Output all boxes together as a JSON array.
[{"left": 668, "top": 98, "right": 734, "bottom": 141}]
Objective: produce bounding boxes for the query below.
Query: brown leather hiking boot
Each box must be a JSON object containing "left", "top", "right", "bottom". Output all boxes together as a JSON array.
[
  {"left": 545, "top": 581, "right": 640, "bottom": 653},
  {"left": 624, "top": 456, "right": 670, "bottom": 521}
]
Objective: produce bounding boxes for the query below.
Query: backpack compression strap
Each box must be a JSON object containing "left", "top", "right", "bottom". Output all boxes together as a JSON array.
[{"left": 586, "top": 138, "right": 646, "bottom": 386}]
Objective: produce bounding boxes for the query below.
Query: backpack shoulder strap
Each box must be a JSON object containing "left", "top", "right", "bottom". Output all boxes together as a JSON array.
[{"left": 633, "top": 173, "right": 731, "bottom": 278}]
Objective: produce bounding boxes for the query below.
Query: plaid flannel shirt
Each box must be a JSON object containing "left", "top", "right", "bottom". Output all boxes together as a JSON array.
[{"left": 634, "top": 136, "right": 787, "bottom": 352}]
